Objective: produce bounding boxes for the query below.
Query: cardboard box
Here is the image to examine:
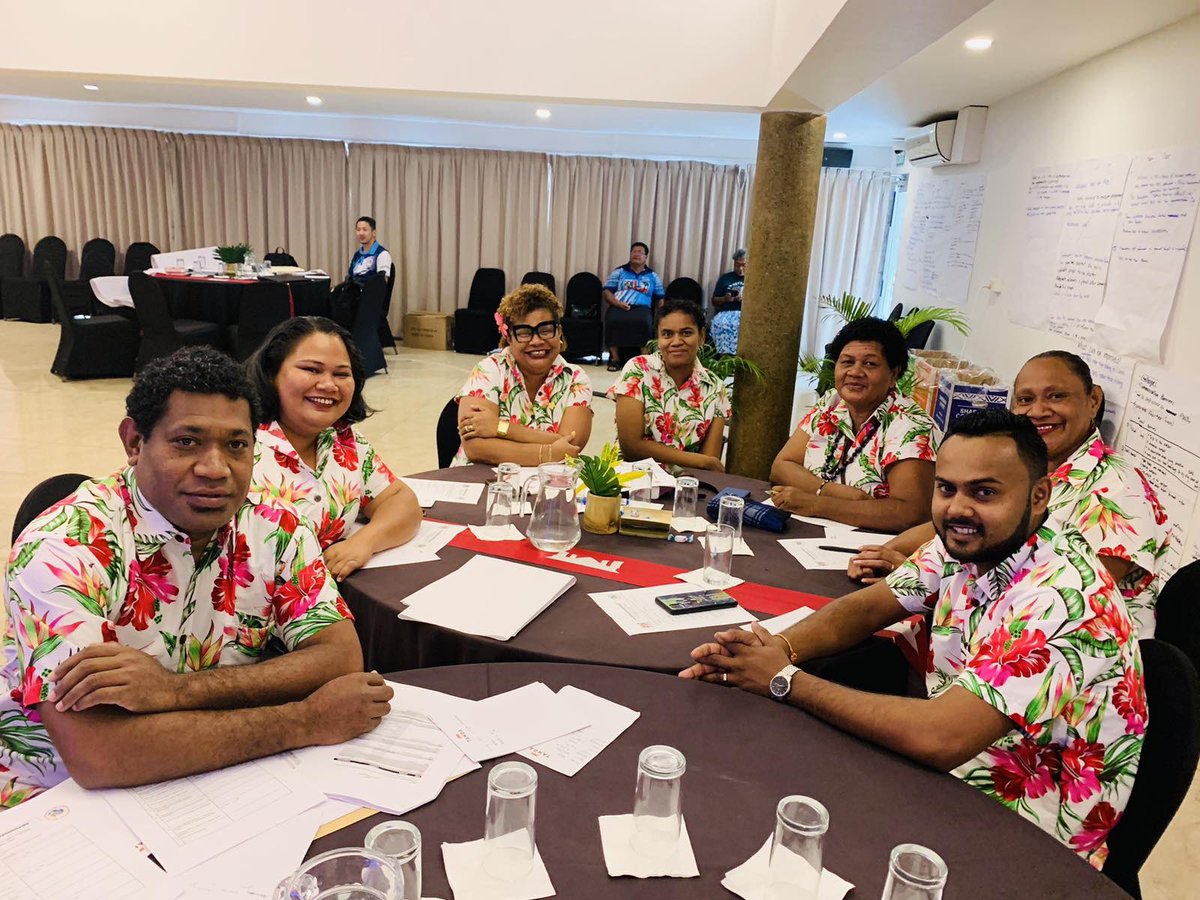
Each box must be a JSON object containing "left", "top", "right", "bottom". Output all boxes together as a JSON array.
[
  {"left": 932, "top": 368, "right": 1010, "bottom": 434},
  {"left": 910, "top": 351, "right": 969, "bottom": 416},
  {"left": 403, "top": 310, "right": 454, "bottom": 350}
]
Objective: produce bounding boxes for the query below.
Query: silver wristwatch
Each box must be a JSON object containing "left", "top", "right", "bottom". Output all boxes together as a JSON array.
[{"left": 770, "top": 664, "right": 800, "bottom": 701}]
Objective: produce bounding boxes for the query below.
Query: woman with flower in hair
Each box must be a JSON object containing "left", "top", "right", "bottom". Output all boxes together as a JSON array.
[{"left": 454, "top": 283, "right": 593, "bottom": 466}]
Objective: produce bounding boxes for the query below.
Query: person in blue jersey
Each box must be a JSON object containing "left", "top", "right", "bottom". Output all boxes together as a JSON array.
[
  {"left": 348, "top": 216, "right": 392, "bottom": 285},
  {"left": 603, "top": 241, "right": 666, "bottom": 371}
]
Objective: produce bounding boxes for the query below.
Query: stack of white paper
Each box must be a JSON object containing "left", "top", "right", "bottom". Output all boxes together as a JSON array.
[
  {"left": 427, "top": 682, "right": 588, "bottom": 763},
  {"left": 591, "top": 584, "right": 755, "bottom": 635},
  {"left": 518, "top": 686, "right": 639, "bottom": 776},
  {"left": 779, "top": 538, "right": 892, "bottom": 570},
  {"left": 403, "top": 478, "right": 485, "bottom": 508},
  {"left": 399, "top": 556, "right": 575, "bottom": 640},
  {"left": 362, "top": 520, "right": 465, "bottom": 569}
]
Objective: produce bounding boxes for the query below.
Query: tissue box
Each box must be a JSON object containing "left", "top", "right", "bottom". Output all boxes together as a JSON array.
[
  {"left": 404, "top": 310, "right": 454, "bottom": 350},
  {"left": 618, "top": 506, "right": 673, "bottom": 539},
  {"left": 932, "top": 368, "right": 1010, "bottom": 434}
]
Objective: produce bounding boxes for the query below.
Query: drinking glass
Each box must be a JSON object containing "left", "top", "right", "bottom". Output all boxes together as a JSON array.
[
  {"left": 717, "top": 495, "right": 745, "bottom": 545},
  {"left": 496, "top": 462, "right": 522, "bottom": 487},
  {"left": 766, "top": 795, "right": 829, "bottom": 900},
  {"left": 703, "top": 524, "right": 735, "bottom": 585},
  {"left": 880, "top": 843, "right": 948, "bottom": 900},
  {"left": 261, "top": 259, "right": 273, "bottom": 276},
  {"left": 484, "top": 761, "right": 538, "bottom": 881},
  {"left": 486, "top": 481, "right": 516, "bottom": 528},
  {"left": 672, "top": 476, "right": 699, "bottom": 521},
  {"left": 365, "top": 821, "right": 421, "bottom": 900},
  {"left": 271, "top": 848, "right": 400, "bottom": 900},
  {"left": 629, "top": 461, "right": 654, "bottom": 504},
  {"left": 631, "top": 745, "right": 686, "bottom": 858},
  {"left": 174, "top": 257, "right": 184, "bottom": 270},
  {"left": 194, "top": 254, "right": 206, "bottom": 272}
]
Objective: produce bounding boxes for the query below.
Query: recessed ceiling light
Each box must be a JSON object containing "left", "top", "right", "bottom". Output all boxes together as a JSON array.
[
  {"left": 535, "top": 108, "right": 552, "bottom": 120},
  {"left": 83, "top": 84, "right": 99, "bottom": 91},
  {"left": 306, "top": 95, "right": 323, "bottom": 106},
  {"left": 831, "top": 132, "right": 848, "bottom": 141},
  {"left": 964, "top": 36, "right": 993, "bottom": 51}
]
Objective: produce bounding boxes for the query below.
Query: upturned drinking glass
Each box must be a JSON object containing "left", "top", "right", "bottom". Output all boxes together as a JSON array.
[
  {"left": 365, "top": 821, "right": 421, "bottom": 900},
  {"left": 703, "top": 523, "right": 735, "bottom": 585},
  {"left": 631, "top": 745, "right": 686, "bottom": 857},
  {"left": 672, "top": 476, "right": 699, "bottom": 521},
  {"left": 486, "top": 481, "right": 516, "bottom": 528},
  {"left": 879, "top": 843, "right": 948, "bottom": 900},
  {"left": 629, "top": 461, "right": 655, "bottom": 503},
  {"left": 766, "top": 795, "right": 829, "bottom": 900},
  {"left": 484, "top": 761, "right": 538, "bottom": 881},
  {"left": 717, "top": 495, "right": 745, "bottom": 544}
]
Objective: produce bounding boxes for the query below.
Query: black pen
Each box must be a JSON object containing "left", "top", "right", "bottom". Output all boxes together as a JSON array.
[{"left": 818, "top": 544, "right": 863, "bottom": 554}]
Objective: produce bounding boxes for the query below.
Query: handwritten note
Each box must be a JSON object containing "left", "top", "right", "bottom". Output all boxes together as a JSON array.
[
  {"left": 1009, "top": 165, "right": 1073, "bottom": 328},
  {"left": 899, "top": 173, "right": 986, "bottom": 305}
]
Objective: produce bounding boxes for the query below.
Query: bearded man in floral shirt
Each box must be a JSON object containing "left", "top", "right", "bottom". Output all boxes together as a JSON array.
[
  {"left": 1, "top": 348, "right": 392, "bottom": 807},
  {"left": 681, "top": 409, "right": 1144, "bottom": 868}
]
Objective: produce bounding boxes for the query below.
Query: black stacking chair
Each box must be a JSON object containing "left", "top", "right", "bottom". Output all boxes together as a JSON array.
[
  {"left": 233, "top": 281, "right": 292, "bottom": 361},
  {"left": 264, "top": 247, "right": 299, "bottom": 267},
  {"left": 123, "top": 241, "right": 160, "bottom": 275},
  {"left": 0, "top": 233, "right": 26, "bottom": 311},
  {"left": 49, "top": 274, "right": 138, "bottom": 380},
  {"left": 521, "top": 271, "right": 556, "bottom": 294},
  {"left": 61, "top": 238, "right": 117, "bottom": 317},
  {"left": 1154, "top": 559, "right": 1200, "bottom": 674},
  {"left": 378, "top": 264, "right": 398, "bottom": 354},
  {"left": 11, "top": 473, "right": 93, "bottom": 544},
  {"left": 436, "top": 398, "right": 461, "bottom": 469},
  {"left": 2, "top": 235, "right": 67, "bottom": 322},
  {"left": 351, "top": 272, "right": 388, "bottom": 376},
  {"left": 903, "top": 308, "right": 936, "bottom": 350},
  {"left": 664, "top": 276, "right": 703, "bottom": 312},
  {"left": 1103, "top": 639, "right": 1200, "bottom": 898},
  {"left": 561, "top": 271, "right": 604, "bottom": 363},
  {"left": 129, "top": 272, "right": 223, "bottom": 370},
  {"left": 886, "top": 302, "right": 903, "bottom": 321},
  {"left": 454, "top": 267, "right": 506, "bottom": 354}
]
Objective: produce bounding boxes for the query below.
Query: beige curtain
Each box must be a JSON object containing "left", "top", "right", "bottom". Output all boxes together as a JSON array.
[
  {"left": 172, "top": 134, "right": 347, "bottom": 276},
  {"left": 548, "top": 154, "right": 751, "bottom": 305},
  {"left": 349, "top": 144, "right": 550, "bottom": 330},
  {"left": 0, "top": 124, "right": 178, "bottom": 276}
]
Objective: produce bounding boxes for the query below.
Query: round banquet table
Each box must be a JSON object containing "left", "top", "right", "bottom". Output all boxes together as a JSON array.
[
  {"left": 150, "top": 271, "right": 332, "bottom": 325},
  {"left": 307, "top": 662, "right": 1131, "bottom": 899},
  {"left": 339, "top": 465, "right": 911, "bottom": 695}
]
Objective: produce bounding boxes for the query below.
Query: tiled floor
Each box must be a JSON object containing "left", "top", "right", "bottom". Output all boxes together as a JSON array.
[{"left": 0, "top": 320, "right": 1194, "bottom": 895}]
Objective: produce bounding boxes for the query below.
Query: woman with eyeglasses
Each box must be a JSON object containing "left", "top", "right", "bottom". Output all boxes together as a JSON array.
[{"left": 453, "top": 284, "right": 593, "bottom": 466}]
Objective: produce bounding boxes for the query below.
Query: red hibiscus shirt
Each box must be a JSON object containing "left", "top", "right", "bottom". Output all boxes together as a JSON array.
[
  {"left": 885, "top": 519, "right": 1145, "bottom": 869},
  {"left": 251, "top": 422, "right": 397, "bottom": 549},
  {"left": 1, "top": 468, "right": 350, "bottom": 807},
  {"left": 606, "top": 353, "right": 731, "bottom": 452}
]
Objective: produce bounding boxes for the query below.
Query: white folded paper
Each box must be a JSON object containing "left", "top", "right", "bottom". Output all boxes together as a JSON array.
[
  {"left": 404, "top": 477, "right": 485, "bottom": 507},
  {"left": 598, "top": 814, "right": 699, "bottom": 878},
  {"left": 674, "top": 567, "right": 746, "bottom": 589},
  {"left": 722, "top": 836, "right": 854, "bottom": 900},
  {"left": 591, "top": 584, "right": 754, "bottom": 636},
  {"left": 442, "top": 838, "right": 555, "bottom": 900},
  {"left": 669, "top": 515, "right": 710, "bottom": 534},
  {"left": 428, "top": 681, "right": 588, "bottom": 763},
  {"left": 778, "top": 538, "right": 864, "bottom": 570},
  {"left": 468, "top": 523, "right": 525, "bottom": 542},
  {"left": 518, "top": 686, "right": 639, "bottom": 776},
  {"left": 756, "top": 605, "right": 817, "bottom": 634},
  {"left": 362, "top": 520, "right": 465, "bottom": 569}
]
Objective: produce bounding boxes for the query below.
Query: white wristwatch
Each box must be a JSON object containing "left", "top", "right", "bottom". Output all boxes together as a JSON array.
[{"left": 770, "top": 664, "right": 800, "bottom": 701}]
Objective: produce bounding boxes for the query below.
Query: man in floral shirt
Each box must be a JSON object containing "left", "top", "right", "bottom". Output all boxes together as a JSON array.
[
  {"left": 1, "top": 348, "right": 392, "bottom": 807},
  {"left": 681, "top": 409, "right": 1143, "bottom": 867}
]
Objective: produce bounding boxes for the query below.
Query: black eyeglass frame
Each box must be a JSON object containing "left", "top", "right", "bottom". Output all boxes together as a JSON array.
[{"left": 508, "top": 319, "right": 562, "bottom": 343}]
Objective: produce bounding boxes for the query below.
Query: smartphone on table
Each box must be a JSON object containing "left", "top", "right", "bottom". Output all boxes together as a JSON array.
[{"left": 655, "top": 589, "right": 739, "bottom": 615}]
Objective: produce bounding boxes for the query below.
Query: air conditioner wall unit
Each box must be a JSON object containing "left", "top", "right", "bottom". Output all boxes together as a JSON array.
[{"left": 904, "top": 106, "right": 987, "bottom": 168}]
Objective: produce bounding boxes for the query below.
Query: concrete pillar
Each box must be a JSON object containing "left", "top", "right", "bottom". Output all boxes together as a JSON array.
[{"left": 727, "top": 111, "right": 826, "bottom": 480}]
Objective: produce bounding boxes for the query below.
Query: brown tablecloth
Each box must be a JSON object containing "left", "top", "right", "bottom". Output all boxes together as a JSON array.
[
  {"left": 340, "top": 466, "right": 908, "bottom": 694},
  {"left": 308, "top": 662, "right": 1130, "bottom": 899}
]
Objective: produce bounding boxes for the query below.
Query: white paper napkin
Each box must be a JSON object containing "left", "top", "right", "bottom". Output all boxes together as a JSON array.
[
  {"left": 468, "top": 523, "right": 526, "bottom": 542},
  {"left": 722, "top": 836, "right": 854, "bottom": 900},
  {"left": 674, "top": 567, "right": 746, "bottom": 589},
  {"left": 598, "top": 814, "right": 699, "bottom": 878},
  {"left": 670, "top": 516, "right": 711, "bottom": 534},
  {"left": 698, "top": 533, "right": 755, "bottom": 556},
  {"left": 441, "top": 837, "right": 555, "bottom": 900}
]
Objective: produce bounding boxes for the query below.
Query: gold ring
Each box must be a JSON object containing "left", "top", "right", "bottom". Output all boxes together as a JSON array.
[{"left": 722, "top": 673, "right": 728, "bottom": 683}]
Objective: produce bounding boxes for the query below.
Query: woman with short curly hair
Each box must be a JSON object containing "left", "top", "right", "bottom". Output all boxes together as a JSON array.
[{"left": 454, "top": 283, "right": 593, "bottom": 466}]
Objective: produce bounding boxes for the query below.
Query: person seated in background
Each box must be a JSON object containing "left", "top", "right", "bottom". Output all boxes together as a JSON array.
[
  {"left": 1, "top": 347, "right": 391, "bottom": 806},
  {"left": 709, "top": 248, "right": 747, "bottom": 355},
  {"left": 682, "top": 410, "right": 1145, "bottom": 869},
  {"left": 602, "top": 241, "right": 666, "bottom": 371},
  {"left": 769, "top": 317, "right": 935, "bottom": 532},
  {"left": 246, "top": 316, "right": 421, "bottom": 580},
  {"left": 609, "top": 298, "right": 730, "bottom": 473},
  {"left": 454, "top": 283, "right": 592, "bottom": 467},
  {"left": 848, "top": 350, "right": 1169, "bottom": 638},
  {"left": 348, "top": 215, "right": 392, "bottom": 284}
]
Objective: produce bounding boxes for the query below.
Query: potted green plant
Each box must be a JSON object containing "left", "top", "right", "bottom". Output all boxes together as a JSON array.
[
  {"left": 214, "top": 243, "right": 253, "bottom": 277},
  {"left": 575, "top": 442, "right": 633, "bottom": 535},
  {"left": 798, "top": 292, "right": 970, "bottom": 396}
]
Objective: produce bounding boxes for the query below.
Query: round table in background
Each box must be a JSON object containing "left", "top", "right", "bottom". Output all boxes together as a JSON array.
[
  {"left": 339, "top": 465, "right": 911, "bottom": 695},
  {"left": 150, "top": 272, "right": 332, "bottom": 325},
  {"left": 308, "top": 662, "right": 1131, "bottom": 900}
]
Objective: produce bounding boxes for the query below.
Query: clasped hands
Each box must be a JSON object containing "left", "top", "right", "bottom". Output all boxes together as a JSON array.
[{"left": 677, "top": 622, "right": 791, "bottom": 697}]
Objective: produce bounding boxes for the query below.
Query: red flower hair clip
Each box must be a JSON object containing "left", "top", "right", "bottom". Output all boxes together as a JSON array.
[{"left": 494, "top": 311, "right": 509, "bottom": 341}]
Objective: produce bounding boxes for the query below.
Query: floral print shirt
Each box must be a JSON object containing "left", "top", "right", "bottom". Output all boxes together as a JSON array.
[
  {"left": 1, "top": 469, "right": 350, "bottom": 807},
  {"left": 606, "top": 353, "right": 731, "bottom": 452},
  {"left": 251, "top": 422, "right": 397, "bottom": 549},
  {"left": 798, "top": 389, "right": 936, "bottom": 498},
  {"left": 886, "top": 520, "right": 1145, "bottom": 868},
  {"left": 1046, "top": 430, "right": 1170, "bottom": 639},
  {"left": 453, "top": 350, "right": 593, "bottom": 466}
]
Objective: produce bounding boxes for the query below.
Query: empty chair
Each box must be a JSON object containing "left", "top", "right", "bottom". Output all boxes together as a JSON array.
[
  {"left": 436, "top": 398, "right": 461, "bottom": 468},
  {"left": 664, "top": 276, "right": 703, "bottom": 307},
  {"left": 886, "top": 302, "right": 903, "bottom": 321},
  {"left": 123, "top": 241, "right": 160, "bottom": 275},
  {"left": 233, "top": 281, "right": 292, "bottom": 362},
  {"left": 454, "top": 267, "right": 506, "bottom": 354},
  {"left": 11, "top": 473, "right": 93, "bottom": 544},
  {"left": 0, "top": 233, "right": 25, "bottom": 313},
  {"left": 904, "top": 315, "right": 936, "bottom": 350},
  {"left": 378, "top": 264, "right": 398, "bottom": 354},
  {"left": 1102, "top": 639, "right": 1200, "bottom": 898},
  {"left": 129, "top": 272, "right": 223, "bottom": 370},
  {"left": 560, "top": 271, "right": 604, "bottom": 363},
  {"left": 1154, "top": 559, "right": 1200, "bottom": 673},
  {"left": 2, "top": 235, "right": 67, "bottom": 322},
  {"left": 521, "top": 271, "right": 556, "bottom": 294},
  {"left": 62, "top": 238, "right": 117, "bottom": 317},
  {"left": 264, "top": 247, "right": 299, "bottom": 267},
  {"left": 350, "top": 272, "right": 388, "bottom": 377},
  {"left": 48, "top": 274, "right": 138, "bottom": 380}
]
